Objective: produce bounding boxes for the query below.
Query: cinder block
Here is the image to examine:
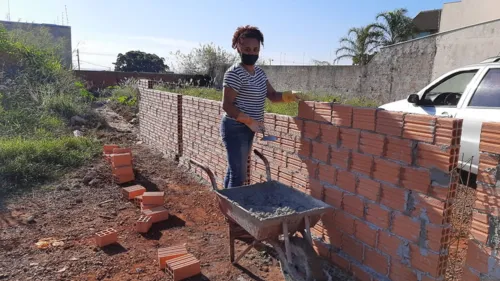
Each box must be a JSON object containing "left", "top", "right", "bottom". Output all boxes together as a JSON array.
[
  {"left": 122, "top": 185, "right": 146, "bottom": 200},
  {"left": 95, "top": 228, "right": 118, "bottom": 247},
  {"left": 165, "top": 253, "right": 201, "bottom": 281},
  {"left": 158, "top": 245, "right": 188, "bottom": 269},
  {"left": 111, "top": 153, "right": 133, "bottom": 168},
  {"left": 142, "top": 191, "right": 165, "bottom": 205},
  {"left": 142, "top": 206, "right": 169, "bottom": 223},
  {"left": 136, "top": 215, "right": 152, "bottom": 233}
]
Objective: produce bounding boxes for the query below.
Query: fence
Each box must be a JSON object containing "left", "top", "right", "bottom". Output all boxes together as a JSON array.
[{"left": 138, "top": 79, "right": 498, "bottom": 281}]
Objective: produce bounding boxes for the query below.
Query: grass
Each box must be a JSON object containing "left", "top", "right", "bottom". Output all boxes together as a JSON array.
[{"left": 158, "top": 86, "right": 381, "bottom": 116}]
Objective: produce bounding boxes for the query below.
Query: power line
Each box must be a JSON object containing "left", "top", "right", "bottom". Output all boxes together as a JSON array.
[
  {"left": 79, "top": 51, "right": 117, "bottom": 57},
  {"left": 79, "top": 60, "right": 112, "bottom": 70}
]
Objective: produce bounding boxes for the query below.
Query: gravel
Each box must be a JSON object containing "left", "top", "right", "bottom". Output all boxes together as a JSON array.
[{"left": 220, "top": 182, "right": 325, "bottom": 220}]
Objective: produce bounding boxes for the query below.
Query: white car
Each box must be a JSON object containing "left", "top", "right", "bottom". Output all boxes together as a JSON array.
[{"left": 379, "top": 57, "right": 500, "bottom": 180}]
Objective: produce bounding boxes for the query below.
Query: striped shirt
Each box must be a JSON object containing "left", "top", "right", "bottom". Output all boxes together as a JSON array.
[{"left": 223, "top": 64, "right": 268, "bottom": 122}]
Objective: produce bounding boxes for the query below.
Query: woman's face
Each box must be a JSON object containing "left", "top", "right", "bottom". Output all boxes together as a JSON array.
[{"left": 238, "top": 37, "right": 260, "bottom": 55}]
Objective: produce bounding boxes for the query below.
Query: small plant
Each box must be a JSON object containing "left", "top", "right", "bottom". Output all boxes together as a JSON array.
[{"left": 110, "top": 78, "right": 139, "bottom": 106}]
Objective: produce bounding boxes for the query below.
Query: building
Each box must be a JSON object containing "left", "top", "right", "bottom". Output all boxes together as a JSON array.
[
  {"left": 439, "top": 0, "right": 500, "bottom": 32},
  {"left": 412, "top": 9, "right": 442, "bottom": 38},
  {"left": 0, "top": 20, "right": 72, "bottom": 68}
]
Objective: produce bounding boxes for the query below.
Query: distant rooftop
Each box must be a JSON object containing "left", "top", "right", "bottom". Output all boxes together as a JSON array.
[{"left": 413, "top": 9, "right": 442, "bottom": 32}]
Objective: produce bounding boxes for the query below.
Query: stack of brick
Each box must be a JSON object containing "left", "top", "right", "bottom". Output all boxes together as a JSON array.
[
  {"left": 462, "top": 122, "right": 500, "bottom": 281},
  {"left": 157, "top": 245, "right": 201, "bottom": 280},
  {"left": 103, "top": 145, "right": 135, "bottom": 184},
  {"left": 137, "top": 80, "right": 182, "bottom": 159},
  {"left": 253, "top": 101, "right": 462, "bottom": 281},
  {"left": 182, "top": 96, "right": 227, "bottom": 188}
]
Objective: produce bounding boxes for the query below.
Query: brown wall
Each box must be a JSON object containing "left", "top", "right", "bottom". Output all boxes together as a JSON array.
[
  {"left": 138, "top": 79, "right": 468, "bottom": 280},
  {"left": 74, "top": 70, "right": 207, "bottom": 90}
]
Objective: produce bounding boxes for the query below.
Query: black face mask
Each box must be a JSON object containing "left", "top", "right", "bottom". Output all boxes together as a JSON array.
[{"left": 241, "top": 53, "right": 258, "bottom": 66}]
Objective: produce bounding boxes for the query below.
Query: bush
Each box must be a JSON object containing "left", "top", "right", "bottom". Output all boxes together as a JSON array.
[
  {"left": 110, "top": 78, "right": 139, "bottom": 106},
  {"left": 0, "top": 137, "right": 99, "bottom": 189}
]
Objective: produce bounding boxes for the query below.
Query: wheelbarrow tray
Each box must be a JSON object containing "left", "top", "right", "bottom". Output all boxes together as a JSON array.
[{"left": 215, "top": 181, "right": 333, "bottom": 241}]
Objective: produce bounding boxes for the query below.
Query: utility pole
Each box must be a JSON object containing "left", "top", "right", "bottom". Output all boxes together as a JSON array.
[
  {"left": 76, "top": 49, "right": 80, "bottom": 70},
  {"left": 7, "top": 0, "right": 11, "bottom": 21}
]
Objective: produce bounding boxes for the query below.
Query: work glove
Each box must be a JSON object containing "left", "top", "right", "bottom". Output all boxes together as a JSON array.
[
  {"left": 282, "top": 91, "right": 302, "bottom": 103},
  {"left": 236, "top": 113, "right": 264, "bottom": 133}
]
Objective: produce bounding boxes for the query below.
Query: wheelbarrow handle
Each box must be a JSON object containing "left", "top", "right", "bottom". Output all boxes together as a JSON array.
[
  {"left": 189, "top": 159, "right": 218, "bottom": 191},
  {"left": 253, "top": 149, "right": 272, "bottom": 182}
]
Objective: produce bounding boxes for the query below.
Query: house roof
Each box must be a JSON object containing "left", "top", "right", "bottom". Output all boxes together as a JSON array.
[{"left": 413, "top": 9, "right": 442, "bottom": 31}]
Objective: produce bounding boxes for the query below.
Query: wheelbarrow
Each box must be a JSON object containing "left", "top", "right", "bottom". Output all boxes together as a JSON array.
[{"left": 190, "top": 150, "right": 334, "bottom": 281}]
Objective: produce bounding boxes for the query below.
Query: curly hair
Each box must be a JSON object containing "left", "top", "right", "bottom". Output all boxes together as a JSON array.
[{"left": 231, "top": 25, "right": 264, "bottom": 49}]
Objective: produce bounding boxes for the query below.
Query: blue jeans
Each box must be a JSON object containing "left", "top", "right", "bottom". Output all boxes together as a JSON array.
[{"left": 220, "top": 115, "right": 255, "bottom": 189}]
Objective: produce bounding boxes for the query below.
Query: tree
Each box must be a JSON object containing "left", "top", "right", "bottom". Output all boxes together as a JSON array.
[
  {"left": 334, "top": 26, "right": 382, "bottom": 65},
  {"left": 312, "top": 59, "right": 332, "bottom": 66},
  {"left": 174, "top": 43, "right": 238, "bottom": 78},
  {"left": 113, "top": 50, "right": 169, "bottom": 73},
  {"left": 371, "top": 8, "right": 415, "bottom": 46}
]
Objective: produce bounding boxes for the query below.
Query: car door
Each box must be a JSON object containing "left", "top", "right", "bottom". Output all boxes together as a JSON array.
[
  {"left": 455, "top": 66, "right": 500, "bottom": 175},
  {"left": 407, "top": 68, "right": 483, "bottom": 118}
]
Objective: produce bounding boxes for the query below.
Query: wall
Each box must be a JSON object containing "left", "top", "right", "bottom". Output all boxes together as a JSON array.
[
  {"left": 75, "top": 70, "right": 208, "bottom": 90},
  {"left": 138, "top": 79, "right": 466, "bottom": 280},
  {"left": 258, "top": 19, "right": 500, "bottom": 103},
  {"left": 462, "top": 122, "right": 500, "bottom": 281},
  {"left": 432, "top": 19, "right": 500, "bottom": 79},
  {"left": 439, "top": 0, "right": 500, "bottom": 32},
  {"left": 0, "top": 20, "right": 72, "bottom": 68}
]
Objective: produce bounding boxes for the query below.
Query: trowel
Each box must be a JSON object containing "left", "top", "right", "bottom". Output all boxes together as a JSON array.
[{"left": 260, "top": 127, "right": 277, "bottom": 142}]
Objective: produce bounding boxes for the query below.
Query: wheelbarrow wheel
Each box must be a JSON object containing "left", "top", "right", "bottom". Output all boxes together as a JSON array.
[{"left": 271, "top": 236, "right": 328, "bottom": 281}]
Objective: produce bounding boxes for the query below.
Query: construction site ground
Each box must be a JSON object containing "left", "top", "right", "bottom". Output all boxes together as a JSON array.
[{"left": 0, "top": 103, "right": 286, "bottom": 281}]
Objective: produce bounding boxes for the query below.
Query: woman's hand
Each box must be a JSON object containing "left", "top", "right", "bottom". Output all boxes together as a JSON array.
[{"left": 236, "top": 113, "right": 264, "bottom": 133}]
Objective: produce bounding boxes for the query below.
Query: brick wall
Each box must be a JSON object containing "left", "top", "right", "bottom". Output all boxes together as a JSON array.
[
  {"left": 462, "top": 122, "right": 500, "bottom": 281},
  {"left": 138, "top": 80, "right": 466, "bottom": 280}
]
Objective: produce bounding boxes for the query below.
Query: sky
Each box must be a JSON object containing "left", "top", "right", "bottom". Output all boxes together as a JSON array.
[{"left": 1, "top": 0, "right": 448, "bottom": 71}]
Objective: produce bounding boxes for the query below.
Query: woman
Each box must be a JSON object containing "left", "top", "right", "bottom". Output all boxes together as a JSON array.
[{"left": 221, "top": 25, "right": 300, "bottom": 189}]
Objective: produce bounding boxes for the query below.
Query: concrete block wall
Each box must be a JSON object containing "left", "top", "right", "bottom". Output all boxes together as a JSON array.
[
  {"left": 462, "top": 122, "right": 500, "bottom": 281},
  {"left": 138, "top": 81, "right": 468, "bottom": 280}
]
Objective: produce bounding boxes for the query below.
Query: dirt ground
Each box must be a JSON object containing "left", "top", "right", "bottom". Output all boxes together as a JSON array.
[{"left": 0, "top": 102, "right": 286, "bottom": 281}]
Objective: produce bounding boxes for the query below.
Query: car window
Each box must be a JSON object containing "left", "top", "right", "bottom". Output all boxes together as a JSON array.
[
  {"left": 420, "top": 70, "right": 478, "bottom": 107},
  {"left": 468, "top": 68, "right": 500, "bottom": 108}
]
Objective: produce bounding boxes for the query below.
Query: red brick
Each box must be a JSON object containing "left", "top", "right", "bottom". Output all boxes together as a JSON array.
[
  {"left": 350, "top": 152, "right": 373, "bottom": 176},
  {"left": 298, "top": 101, "right": 315, "bottom": 120},
  {"left": 425, "top": 224, "right": 449, "bottom": 252},
  {"left": 417, "top": 143, "right": 459, "bottom": 172},
  {"left": 471, "top": 211, "right": 489, "bottom": 244},
  {"left": 340, "top": 128, "right": 360, "bottom": 150},
  {"left": 341, "top": 234, "right": 363, "bottom": 261},
  {"left": 465, "top": 240, "right": 491, "bottom": 273},
  {"left": 384, "top": 136, "right": 413, "bottom": 164},
  {"left": 377, "top": 231, "right": 404, "bottom": 258},
  {"left": 412, "top": 193, "right": 446, "bottom": 225},
  {"left": 354, "top": 220, "right": 377, "bottom": 247},
  {"left": 461, "top": 266, "right": 481, "bottom": 281},
  {"left": 429, "top": 183, "right": 451, "bottom": 201},
  {"left": 364, "top": 246, "right": 389, "bottom": 275},
  {"left": 376, "top": 111, "right": 405, "bottom": 137},
  {"left": 312, "top": 141, "right": 329, "bottom": 163},
  {"left": 332, "top": 104, "right": 353, "bottom": 127},
  {"left": 392, "top": 213, "right": 421, "bottom": 243},
  {"left": 324, "top": 186, "right": 343, "bottom": 208},
  {"left": 357, "top": 177, "right": 381, "bottom": 202},
  {"left": 111, "top": 153, "right": 132, "bottom": 168},
  {"left": 122, "top": 185, "right": 146, "bottom": 200},
  {"left": 359, "top": 131, "right": 386, "bottom": 157},
  {"left": 158, "top": 245, "right": 189, "bottom": 269},
  {"left": 304, "top": 121, "right": 320, "bottom": 139},
  {"left": 312, "top": 239, "right": 330, "bottom": 258},
  {"left": 343, "top": 194, "right": 364, "bottom": 219},
  {"left": 330, "top": 252, "right": 350, "bottom": 271},
  {"left": 318, "top": 164, "right": 336, "bottom": 185},
  {"left": 330, "top": 147, "right": 351, "bottom": 169},
  {"left": 320, "top": 123, "right": 339, "bottom": 145},
  {"left": 289, "top": 118, "right": 303, "bottom": 135},
  {"left": 299, "top": 139, "right": 312, "bottom": 158},
  {"left": 480, "top": 131, "right": 500, "bottom": 154},
  {"left": 353, "top": 107, "right": 377, "bottom": 131},
  {"left": 304, "top": 159, "right": 318, "bottom": 179},
  {"left": 435, "top": 118, "right": 462, "bottom": 146},
  {"left": 409, "top": 244, "right": 441, "bottom": 277},
  {"left": 314, "top": 102, "right": 332, "bottom": 122},
  {"left": 336, "top": 170, "right": 356, "bottom": 193},
  {"left": 324, "top": 223, "right": 343, "bottom": 248},
  {"left": 165, "top": 253, "right": 201, "bottom": 281},
  {"left": 142, "top": 191, "right": 165, "bottom": 205},
  {"left": 403, "top": 114, "right": 436, "bottom": 143},
  {"left": 351, "top": 264, "right": 372, "bottom": 281},
  {"left": 389, "top": 260, "right": 418, "bottom": 281},
  {"left": 309, "top": 179, "right": 324, "bottom": 200},
  {"left": 401, "top": 167, "right": 431, "bottom": 193},
  {"left": 372, "top": 158, "right": 401, "bottom": 185},
  {"left": 136, "top": 215, "right": 152, "bottom": 233},
  {"left": 113, "top": 147, "right": 132, "bottom": 156},
  {"left": 366, "top": 203, "right": 390, "bottom": 229},
  {"left": 335, "top": 211, "right": 355, "bottom": 235},
  {"left": 380, "top": 183, "right": 407, "bottom": 211},
  {"left": 142, "top": 206, "right": 169, "bottom": 223},
  {"left": 95, "top": 228, "right": 118, "bottom": 247},
  {"left": 103, "top": 144, "right": 120, "bottom": 155}
]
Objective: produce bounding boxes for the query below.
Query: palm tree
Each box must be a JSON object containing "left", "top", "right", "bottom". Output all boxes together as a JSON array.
[
  {"left": 371, "top": 8, "right": 415, "bottom": 46},
  {"left": 334, "top": 26, "right": 382, "bottom": 65}
]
